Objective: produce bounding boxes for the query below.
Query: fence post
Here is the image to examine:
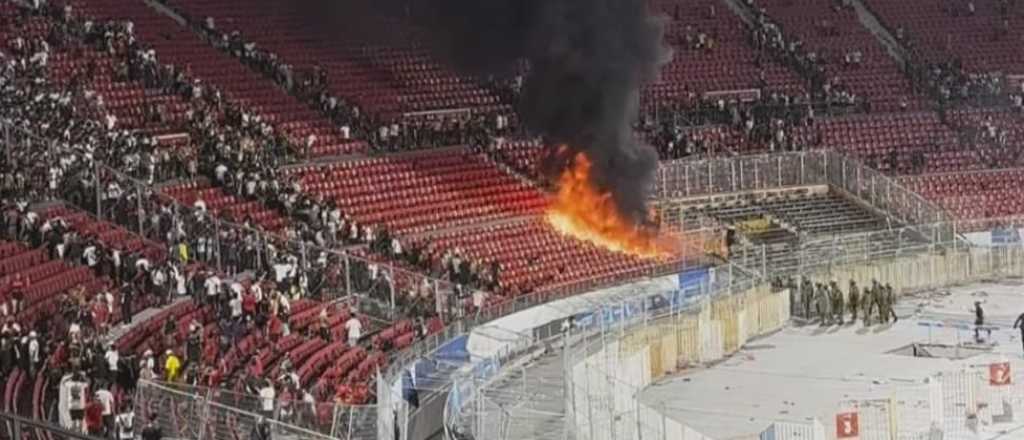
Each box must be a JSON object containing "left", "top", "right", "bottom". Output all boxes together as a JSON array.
[
  {"left": 706, "top": 161, "right": 713, "bottom": 192},
  {"left": 214, "top": 218, "right": 223, "bottom": 272},
  {"left": 3, "top": 121, "right": 10, "bottom": 165},
  {"left": 136, "top": 181, "right": 145, "bottom": 235},
  {"left": 388, "top": 268, "right": 396, "bottom": 316},
  {"left": 800, "top": 154, "right": 805, "bottom": 185},
  {"left": 94, "top": 162, "right": 103, "bottom": 219},
  {"left": 777, "top": 155, "right": 782, "bottom": 187},
  {"left": 684, "top": 163, "right": 690, "bottom": 196},
  {"left": 762, "top": 244, "right": 767, "bottom": 277},
  {"left": 344, "top": 254, "right": 352, "bottom": 297}
]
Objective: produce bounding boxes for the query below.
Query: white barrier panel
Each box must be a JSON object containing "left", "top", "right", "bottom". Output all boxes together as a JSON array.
[{"left": 761, "top": 420, "right": 826, "bottom": 440}]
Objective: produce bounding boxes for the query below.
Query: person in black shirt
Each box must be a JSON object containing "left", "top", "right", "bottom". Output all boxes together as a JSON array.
[
  {"left": 140, "top": 412, "right": 162, "bottom": 440},
  {"left": 973, "top": 301, "right": 985, "bottom": 342},
  {"left": 250, "top": 417, "right": 271, "bottom": 440}
]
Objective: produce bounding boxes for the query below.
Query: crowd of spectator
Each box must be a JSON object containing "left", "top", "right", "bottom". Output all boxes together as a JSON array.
[
  {"left": 746, "top": 1, "right": 863, "bottom": 110},
  {"left": 911, "top": 61, "right": 1006, "bottom": 108},
  {"left": 639, "top": 93, "right": 822, "bottom": 159},
  {"left": 178, "top": 7, "right": 517, "bottom": 155},
  {"left": 0, "top": 3, "right": 458, "bottom": 434}
]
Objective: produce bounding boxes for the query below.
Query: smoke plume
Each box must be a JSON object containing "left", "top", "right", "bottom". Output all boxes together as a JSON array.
[{"left": 302, "top": 0, "right": 670, "bottom": 223}]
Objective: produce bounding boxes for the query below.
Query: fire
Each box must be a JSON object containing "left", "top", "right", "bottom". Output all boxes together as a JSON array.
[{"left": 545, "top": 152, "right": 678, "bottom": 259}]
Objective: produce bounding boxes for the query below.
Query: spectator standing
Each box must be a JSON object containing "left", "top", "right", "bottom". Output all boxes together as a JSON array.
[
  {"left": 140, "top": 413, "right": 163, "bottom": 440},
  {"left": 115, "top": 402, "right": 136, "bottom": 440},
  {"left": 345, "top": 314, "right": 362, "bottom": 347}
]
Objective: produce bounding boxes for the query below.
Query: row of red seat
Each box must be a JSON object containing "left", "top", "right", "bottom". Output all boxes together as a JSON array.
[
  {"left": 755, "top": 0, "right": 923, "bottom": 112},
  {"left": 903, "top": 169, "right": 1024, "bottom": 229},
  {"left": 68, "top": 0, "right": 367, "bottom": 157},
  {"left": 162, "top": 181, "right": 289, "bottom": 231},
  {"left": 643, "top": 0, "right": 807, "bottom": 107},
  {"left": 863, "top": 0, "right": 1023, "bottom": 73},
  {"left": 161, "top": 0, "right": 506, "bottom": 118},
  {"left": 289, "top": 150, "right": 548, "bottom": 235}
]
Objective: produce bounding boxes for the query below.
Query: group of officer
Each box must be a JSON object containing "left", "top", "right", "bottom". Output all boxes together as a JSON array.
[{"left": 776, "top": 277, "right": 898, "bottom": 326}]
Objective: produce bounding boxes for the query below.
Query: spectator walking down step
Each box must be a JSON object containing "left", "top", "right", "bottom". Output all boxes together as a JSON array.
[{"left": 345, "top": 314, "right": 362, "bottom": 347}]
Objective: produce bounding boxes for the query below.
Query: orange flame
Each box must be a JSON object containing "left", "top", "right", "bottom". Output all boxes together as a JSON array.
[{"left": 545, "top": 152, "right": 678, "bottom": 259}]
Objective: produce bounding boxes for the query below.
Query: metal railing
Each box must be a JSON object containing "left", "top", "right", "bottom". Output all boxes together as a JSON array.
[
  {"left": 134, "top": 379, "right": 377, "bottom": 440},
  {"left": 1, "top": 411, "right": 103, "bottom": 440}
]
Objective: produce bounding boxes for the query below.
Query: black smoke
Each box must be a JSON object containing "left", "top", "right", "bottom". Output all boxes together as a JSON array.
[{"left": 301, "top": 0, "right": 670, "bottom": 223}]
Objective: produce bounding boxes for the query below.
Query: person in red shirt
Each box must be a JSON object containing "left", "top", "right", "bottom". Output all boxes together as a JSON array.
[
  {"left": 92, "top": 298, "right": 109, "bottom": 335},
  {"left": 268, "top": 314, "right": 282, "bottom": 342},
  {"left": 242, "top": 292, "right": 256, "bottom": 321},
  {"left": 202, "top": 338, "right": 218, "bottom": 366},
  {"left": 85, "top": 398, "right": 105, "bottom": 436}
]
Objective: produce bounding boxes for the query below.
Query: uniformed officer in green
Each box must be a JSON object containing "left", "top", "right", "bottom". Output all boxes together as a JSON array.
[
  {"left": 847, "top": 280, "right": 860, "bottom": 321},
  {"left": 830, "top": 281, "right": 844, "bottom": 324},
  {"left": 801, "top": 278, "right": 813, "bottom": 319},
  {"left": 864, "top": 279, "right": 880, "bottom": 325},
  {"left": 816, "top": 283, "right": 831, "bottom": 324},
  {"left": 883, "top": 283, "right": 898, "bottom": 324}
]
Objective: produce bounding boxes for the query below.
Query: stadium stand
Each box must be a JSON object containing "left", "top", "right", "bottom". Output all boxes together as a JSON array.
[
  {"left": 746, "top": 0, "right": 922, "bottom": 112},
  {"left": 862, "top": 0, "right": 1020, "bottom": 74},
  {"left": 4, "top": 0, "right": 1024, "bottom": 439}
]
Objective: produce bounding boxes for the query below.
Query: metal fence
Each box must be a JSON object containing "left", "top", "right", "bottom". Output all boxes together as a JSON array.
[
  {"left": 134, "top": 379, "right": 378, "bottom": 440},
  {"left": 0, "top": 411, "right": 103, "bottom": 440},
  {"left": 653, "top": 150, "right": 955, "bottom": 241},
  {"left": 534, "top": 237, "right": 1024, "bottom": 440},
  {"left": 443, "top": 253, "right": 765, "bottom": 440}
]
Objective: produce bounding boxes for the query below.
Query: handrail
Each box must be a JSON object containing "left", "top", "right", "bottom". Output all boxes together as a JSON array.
[{"left": 0, "top": 411, "right": 105, "bottom": 440}]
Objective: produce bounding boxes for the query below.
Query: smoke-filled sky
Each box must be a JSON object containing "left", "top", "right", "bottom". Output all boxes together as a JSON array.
[{"left": 299, "top": 0, "right": 670, "bottom": 223}]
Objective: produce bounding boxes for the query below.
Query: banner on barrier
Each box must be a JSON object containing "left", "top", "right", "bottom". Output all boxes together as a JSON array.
[
  {"left": 990, "top": 362, "right": 1012, "bottom": 386},
  {"left": 835, "top": 412, "right": 859, "bottom": 440}
]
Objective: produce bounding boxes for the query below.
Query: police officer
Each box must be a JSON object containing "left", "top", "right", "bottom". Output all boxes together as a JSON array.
[
  {"left": 865, "top": 280, "right": 881, "bottom": 325},
  {"left": 816, "top": 283, "right": 831, "bottom": 325},
  {"left": 884, "top": 284, "right": 898, "bottom": 324},
  {"left": 847, "top": 280, "right": 860, "bottom": 322},
  {"left": 830, "top": 281, "right": 844, "bottom": 325},
  {"left": 801, "top": 278, "right": 814, "bottom": 319}
]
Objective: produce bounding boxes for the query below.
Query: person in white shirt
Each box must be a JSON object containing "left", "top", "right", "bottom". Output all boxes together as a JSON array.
[
  {"left": 259, "top": 381, "right": 276, "bottom": 418},
  {"left": 95, "top": 387, "right": 115, "bottom": 434},
  {"left": 205, "top": 274, "right": 221, "bottom": 305},
  {"left": 135, "top": 258, "right": 151, "bottom": 274},
  {"left": 230, "top": 295, "right": 242, "bottom": 319},
  {"left": 115, "top": 404, "right": 135, "bottom": 440},
  {"left": 82, "top": 244, "right": 98, "bottom": 268},
  {"left": 172, "top": 265, "right": 186, "bottom": 297},
  {"left": 27, "top": 332, "right": 40, "bottom": 375},
  {"left": 472, "top": 290, "right": 487, "bottom": 311},
  {"left": 105, "top": 346, "right": 120, "bottom": 374},
  {"left": 345, "top": 315, "right": 362, "bottom": 347},
  {"left": 250, "top": 282, "right": 264, "bottom": 302},
  {"left": 66, "top": 375, "right": 88, "bottom": 432},
  {"left": 69, "top": 322, "right": 81, "bottom": 342}
]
